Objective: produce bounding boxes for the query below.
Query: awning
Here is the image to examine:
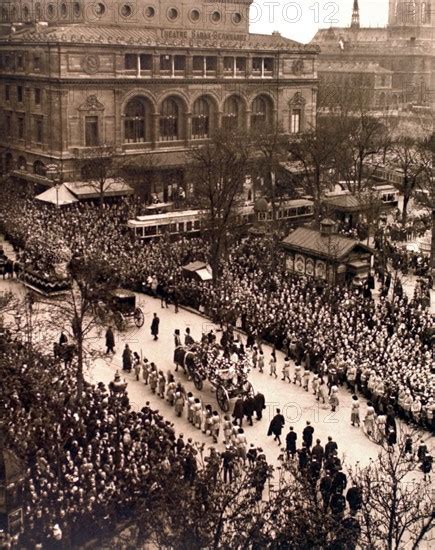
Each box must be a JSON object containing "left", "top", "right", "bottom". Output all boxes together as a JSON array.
[
  {"left": 196, "top": 267, "right": 213, "bottom": 281},
  {"left": 65, "top": 179, "right": 133, "bottom": 199},
  {"left": 35, "top": 184, "right": 78, "bottom": 206},
  {"left": 10, "top": 170, "right": 52, "bottom": 187}
]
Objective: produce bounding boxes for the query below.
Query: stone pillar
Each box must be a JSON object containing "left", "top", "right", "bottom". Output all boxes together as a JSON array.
[
  {"left": 216, "top": 55, "right": 223, "bottom": 78},
  {"left": 152, "top": 112, "right": 159, "bottom": 147},
  {"left": 186, "top": 55, "right": 193, "bottom": 78},
  {"left": 24, "top": 87, "right": 31, "bottom": 147},
  {"left": 153, "top": 54, "right": 160, "bottom": 77},
  {"left": 185, "top": 112, "right": 192, "bottom": 145},
  {"left": 114, "top": 89, "right": 123, "bottom": 152}
]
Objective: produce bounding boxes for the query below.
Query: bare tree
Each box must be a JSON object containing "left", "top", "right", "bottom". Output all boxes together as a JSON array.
[
  {"left": 287, "top": 118, "right": 342, "bottom": 225},
  {"left": 350, "top": 431, "right": 434, "bottom": 550},
  {"left": 250, "top": 123, "right": 289, "bottom": 223},
  {"left": 387, "top": 137, "right": 432, "bottom": 225},
  {"left": 79, "top": 145, "right": 123, "bottom": 206},
  {"left": 188, "top": 129, "right": 251, "bottom": 281}
]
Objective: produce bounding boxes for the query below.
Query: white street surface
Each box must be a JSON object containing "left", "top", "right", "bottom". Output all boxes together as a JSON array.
[{"left": 1, "top": 234, "right": 433, "bottom": 476}]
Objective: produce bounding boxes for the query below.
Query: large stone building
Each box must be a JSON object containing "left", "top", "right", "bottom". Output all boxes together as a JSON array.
[
  {"left": 0, "top": 0, "right": 318, "bottom": 197},
  {"left": 312, "top": 0, "right": 434, "bottom": 113}
]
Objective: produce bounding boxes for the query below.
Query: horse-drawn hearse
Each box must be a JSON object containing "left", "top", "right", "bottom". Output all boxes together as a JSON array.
[
  {"left": 174, "top": 343, "right": 254, "bottom": 412},
  {"left": 95, "top": 289, "right": 145, "bottom": 331}
]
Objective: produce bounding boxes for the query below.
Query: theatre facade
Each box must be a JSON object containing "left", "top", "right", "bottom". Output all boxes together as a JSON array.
[{"left": 0, "top": 0, "right": 318, "bottom": 197}]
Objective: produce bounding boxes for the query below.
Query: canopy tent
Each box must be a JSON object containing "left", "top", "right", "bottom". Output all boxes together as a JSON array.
[
  {"left": 64, "top": 179, "right": 133, "bottom": 199},
  {"left": 35, "top": 184, "right": 78, "bottom": 206},
  {"left": 182, "top": 261, "right": 213, "bottom": 281}
]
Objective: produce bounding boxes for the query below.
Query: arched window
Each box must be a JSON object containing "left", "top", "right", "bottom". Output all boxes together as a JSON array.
[
  {"left": 159, "top": 98, "right": 179, "bottom": 141},
  {"left": 33, "top": 160, "right": 47, "bottom": 176},
  {"left": 192, "top": 98, "right": 210, "bottom": 139},
  {"left": 222, "top": 96, "right": 242, "bottom": 131},
  {"left": 1, "top": 7, "right": 8, "bottom": 21},
  {"left": 251, "top": 96, "right": 273, "bottom": 131},
  {"left": 35, "top": 3, "right": 42, "bottom": 20},
  {"left": 23, "top": 6, "right": 30, "bottom": 21},
  {"left": 124, "top": 98, "right": 150, "bottom": 143}
]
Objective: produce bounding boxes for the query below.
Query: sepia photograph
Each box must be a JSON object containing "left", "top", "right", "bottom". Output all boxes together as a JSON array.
[{"left": 0, "top": 0, "right": 433, "bottom": 548}]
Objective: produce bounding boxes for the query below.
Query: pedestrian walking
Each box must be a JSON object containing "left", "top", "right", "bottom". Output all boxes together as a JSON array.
[
  {"left": 186, "top": 392, "right": 195, "bottom": 424},
  {"left": 282, "top": 357, "right": 291, "bottom": 382},
  {"left": 351, "top": 394, "right": 360, "bottom": 427},
  {"left": 302, "top": 368, "right": 310, "bottom": 391},
  {"left": 243, "top": 395, "right": 255, "bottom": 426},
  {"left": 133, "top": 352, "right": 142, "bottom": 380},
  {"left": 267, "top": 408, "right": 285, "bottom": 446},
  {"left": 257, "top": 350, "right": 264, "bottom": 373},
  {"left": 302, "top": 421, "right": 314, "bottom": 450},
  {"left": 105, "top": 326, "right": 115, "bottom": 355},
  {"left": 269, "top": 352, "right": 277, "bottom": 378},
  {"left": 174, "top": 391, "right": 185, "bottom": 417},
  {"left": 329, "top": 385, "right": 339, "bottom": 412},
  {"left": 232, "top": 397, "right": 245, "bottom": 427},
  {"left": 286, "top": 426, "right": 297, "bottom": 459},
  {"left": 253, "top": 391, "right": 266, "bottom": 420},
  {"left": 293, "top": 363, "right": 302, "bottom": 386},
  {"left": 151, "top": 312, "right": 160, "bottom": 341},
  {"left": 210, "top": 410, "right": 221, "bottom": 443},
  {"left": 122, "top": 344, "right": 132, "bottom": 373},
  {"left": 142, "top": 358, "right": 150, "bottom": 384}
]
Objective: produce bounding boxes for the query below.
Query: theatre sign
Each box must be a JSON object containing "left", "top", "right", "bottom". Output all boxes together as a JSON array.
[{"left": 161, "top": 29, "right": 247, "bottom": 42}]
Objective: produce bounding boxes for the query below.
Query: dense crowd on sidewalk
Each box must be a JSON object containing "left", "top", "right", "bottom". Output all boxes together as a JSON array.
[{"left": 0, "top": 195, "right": 433, "bottom": 433}]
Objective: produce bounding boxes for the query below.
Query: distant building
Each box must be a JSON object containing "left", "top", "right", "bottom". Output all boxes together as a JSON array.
[
  {"left": 312, "top": 0, "right": 434, "bottom": 113},
  {"left": 0, "top": 0, "right": 318, "bottom": 200}
]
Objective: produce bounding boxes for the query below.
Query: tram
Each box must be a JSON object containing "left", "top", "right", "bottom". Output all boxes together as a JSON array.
[{"left": 127, "top": 198, "right": 314, "bottom": 241}]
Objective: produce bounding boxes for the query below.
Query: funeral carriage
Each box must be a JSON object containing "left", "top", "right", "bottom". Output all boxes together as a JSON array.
[
  {"left": 95, "top": 288, "right": 145, "bottom": 331},
  {"left": 174, "top": 343, "right": 254, "bottom": 412}
]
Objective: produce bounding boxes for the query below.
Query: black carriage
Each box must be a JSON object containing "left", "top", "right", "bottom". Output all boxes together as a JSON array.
[
  {"left": 174, "top": 344, "right": 254, "bottom": 412},
  {"left": 97, "top": 289, "right": 144, "bottom": 331}
]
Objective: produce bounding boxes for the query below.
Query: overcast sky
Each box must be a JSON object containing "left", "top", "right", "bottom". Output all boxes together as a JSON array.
[{"left": 249, "top": 0, "right": 389, "bottom": 43}]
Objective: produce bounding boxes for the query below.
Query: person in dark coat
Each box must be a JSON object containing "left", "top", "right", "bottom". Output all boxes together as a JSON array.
[
  {"left": 105, "top": 326, "right": 115, "bottom": 354},
  {"left": 320, "top": 473, "right": 332, "bottom": 511},
  {"left": 267, "top": 408, "right": 285, "bottom": 445},
  {"left": 286, "top": 427, "right": 297, "bottom": 459},
  {"left": 243, "top": 396, "right": 255, "bottom": 426},
  {"left": 232, "top": 398, "right": 245, "bottom": 427},
  {"left": 346, "top": 483, "right": 362, "bottom": 513},
  {"left": 151, "top": 313, "right": 160, "bottom": 341},
  {"left": 330, "top": 491, "right": 346, "bottom": 516},
  {"left": 331, "top": 469, "right": 347, "bottom": 494},
  {"left": 302, "top": 421, "right": 314, "bottom": 449},
  {"left": 297, "top": 443, "right": 310, "bottom": 472},
  {"left": 253, "top": 392, "right": 266, "bottom": 420},
  {"left": 311, "top": 439, "right": 324, "bottom": 466},
  {"left": 325, "top": 436, "right": 338, "bottom": 459},
  {"left": 122, "top": 344, "right": 132, "bottom": 372}
]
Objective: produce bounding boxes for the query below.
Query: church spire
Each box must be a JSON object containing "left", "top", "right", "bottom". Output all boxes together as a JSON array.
[{"left": 351, "top": 0, "right": 360, "bottom": 28}]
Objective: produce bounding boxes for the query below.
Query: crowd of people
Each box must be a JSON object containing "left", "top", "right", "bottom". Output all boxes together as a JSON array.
[
  {"left": 2, "top": 335, "right": 272, "bottom": 548},
  {"left": 0, "top": 193, "right": 433, "bottom": 435}
]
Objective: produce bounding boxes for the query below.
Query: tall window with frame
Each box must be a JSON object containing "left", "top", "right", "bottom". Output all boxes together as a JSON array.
[
  {"left": 5, "top": 112, "right": 11, "bottom": 137},
  {"left": 251, "top": 96, "right": 267, "bottom": 131},
  {"left": 192, "top": 98, "right": 210, "bottom": 139},
  {"left": 85, "top": 116, "right": 99, "bottom": 146},
  {"left": 290, "top": 109, "right": 301, "bottom": 134},
  {"left": 34, "top": 116, "right": 43, "bottom": 144},
  {"left": 159, "top": 98, "right": 179, "bottom": 141},
  {"left": 124, "top": 98, "right": 147, "bottom": 143},
  {"left": 222, "top": 96, "right": 240, "bottom": 132},
  {"left": 17, "top": 116, "right": 25, "bottom": 140}
]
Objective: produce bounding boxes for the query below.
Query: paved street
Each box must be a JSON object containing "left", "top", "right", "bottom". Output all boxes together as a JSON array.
[{"left": 0, "top": 232, "right": 433, "bottom": 474}]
